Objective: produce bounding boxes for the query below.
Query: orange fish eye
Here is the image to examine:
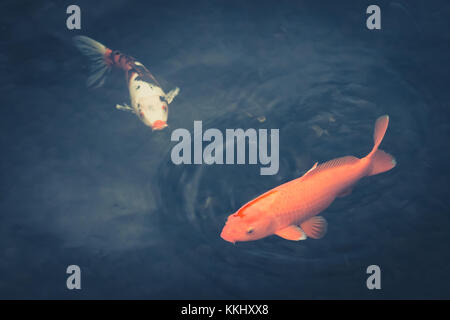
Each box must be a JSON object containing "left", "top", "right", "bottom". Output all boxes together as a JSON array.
[{"left": 247, "top": 227, "right": 254, "bottom": 234}]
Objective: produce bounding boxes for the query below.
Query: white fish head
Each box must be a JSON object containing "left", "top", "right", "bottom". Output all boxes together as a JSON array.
[
  {"left": 136, "top": 95, "right": 169, "bottom": 131},
  {"left": 131, "top": 79, "right": 169, "bottom": 131}
]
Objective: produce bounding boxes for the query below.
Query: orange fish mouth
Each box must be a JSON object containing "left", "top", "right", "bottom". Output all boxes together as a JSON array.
[
  {"left": 151, "top": 120, "right": 168, "bottom": 131},
  {"left": 220, "top": 229, "right": 236, "bottom": 244}
]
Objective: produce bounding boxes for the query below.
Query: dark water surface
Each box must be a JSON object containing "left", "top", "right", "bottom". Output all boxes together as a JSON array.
[{"left": 1, "top": 0, "right": 450, "bottom": 299}]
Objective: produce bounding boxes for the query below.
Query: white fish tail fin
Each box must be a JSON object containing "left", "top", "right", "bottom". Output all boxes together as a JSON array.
[
  {"left": 73, "top": 35, "right": 110, "bottom": 88},
  {"left": 366, "top": 115, "right": 396, "bottom": 176}
]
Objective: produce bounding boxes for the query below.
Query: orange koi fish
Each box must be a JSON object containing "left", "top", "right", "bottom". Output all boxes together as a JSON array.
[
  {"left": 220, "top": 115, "right": 396, "bottom": 243},
  {"left": 73, "top": 36, "right": 179, "bottom": 131}
]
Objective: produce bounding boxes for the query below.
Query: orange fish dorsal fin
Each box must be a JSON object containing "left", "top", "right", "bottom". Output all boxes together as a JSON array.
[
  {"left": 300, "top": 156, "right": 359, "bottom": 180},
  {"left": 234, "top": 189, "right": 278, "bottom": 218},
  {"left": 299, "top": 162, "right": 318, "bottom": 180}
]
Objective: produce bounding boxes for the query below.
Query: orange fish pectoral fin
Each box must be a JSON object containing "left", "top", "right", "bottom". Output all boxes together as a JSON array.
[
  {"left": 337, "top": 187, "right": 353, "bottom": 198},
  {"left": 275, "top": 225, "right": 307, "bottom": 241},
  {"left": 300, "top": 216, "right": 328, "bottom": 239}
]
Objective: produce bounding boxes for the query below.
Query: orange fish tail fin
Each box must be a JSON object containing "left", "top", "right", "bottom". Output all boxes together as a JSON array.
[
  {"left": 367, "top": 149, "right": 396, "bottom": 176},
  {"left": 73, "top": 36, "right": 111, "bottom": 88},
  {"left": 368, "top": 115, "right": 389, "bottom": 157},
  {"left": 366, "top": 115, "right": 396, "bottom": 176}
]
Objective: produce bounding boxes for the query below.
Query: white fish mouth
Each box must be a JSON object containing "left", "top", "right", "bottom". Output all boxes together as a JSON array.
[{"left": 151, "top": 120, "right": 168, "bottom": 131}]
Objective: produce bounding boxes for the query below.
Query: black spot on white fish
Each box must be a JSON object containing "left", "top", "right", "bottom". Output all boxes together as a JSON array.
[{"left": 136, "top": 85, "right": 140, "bottom": 90}]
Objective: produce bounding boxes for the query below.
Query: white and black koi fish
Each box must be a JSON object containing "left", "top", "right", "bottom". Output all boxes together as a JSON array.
[{"left": 73, "top": 35, "right": 179, "bottom": 131}]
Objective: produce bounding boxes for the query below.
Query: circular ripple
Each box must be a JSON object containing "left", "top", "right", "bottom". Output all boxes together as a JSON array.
[{"left": 156, "top": 55, "right": 429, "bottom": 269}]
